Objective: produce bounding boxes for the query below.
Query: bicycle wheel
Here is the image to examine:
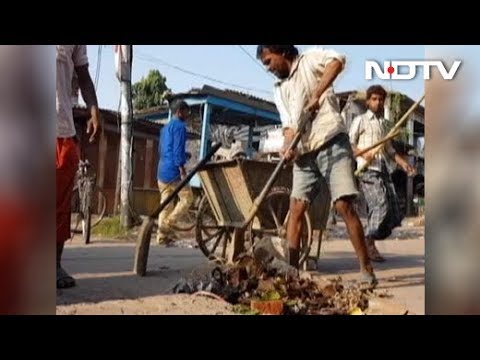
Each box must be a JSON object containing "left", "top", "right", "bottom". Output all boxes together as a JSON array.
[
  {"left": 82, "top": 207, "right": 92, "bottom": 245},
  {"left": 91, "top": 186, "right": 107, "bottom": 228},
  {"left": 71, "top": 186, "right": 80, "bottom": 213},
  {"left": 76, "top": 179, "right": 94, "bottom": 245},
  {"left": 71, "top": 188, "right": 83, "bottom": 236}
]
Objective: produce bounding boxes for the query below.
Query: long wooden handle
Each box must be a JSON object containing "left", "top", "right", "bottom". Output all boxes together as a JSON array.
[
  {"left": 243, "top": 111, "right": 314, "bottom": 228},
  {"left": 356, "top": 130, "right": 401, "bottom": 158},
  {"left": 390, "top": 94, "right": 425, "bottom": 135}
]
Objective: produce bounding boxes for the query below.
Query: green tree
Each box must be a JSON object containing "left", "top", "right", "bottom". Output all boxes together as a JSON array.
[{"left": 132, "top": 69, "right": 170, "bottom": 110}]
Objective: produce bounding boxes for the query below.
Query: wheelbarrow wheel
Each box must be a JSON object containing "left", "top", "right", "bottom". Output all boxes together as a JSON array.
[
  {"left": 195, "top": 196, "right": 235, "bottom": 264},
  {"left": 134, "top": 218, "right": 155, "bottom": 276},
  {"left": 246, "top": 186, "right": 313, "bottom": 266}
]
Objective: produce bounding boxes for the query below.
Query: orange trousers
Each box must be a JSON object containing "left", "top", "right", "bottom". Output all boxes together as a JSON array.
[{"left": 56, "top": 137, "right": 79, "bottom": 245}]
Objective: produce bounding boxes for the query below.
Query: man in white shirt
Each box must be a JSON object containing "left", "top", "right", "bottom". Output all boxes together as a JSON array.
[
  {"left": 257, "top": 45, "right": 376, "bottom": 286},
  {"left": 349, "top": 85, "right": 415, "bottom": 262},
  {"left": 56, "top": 45, "right": 100, "bottom": 289}
]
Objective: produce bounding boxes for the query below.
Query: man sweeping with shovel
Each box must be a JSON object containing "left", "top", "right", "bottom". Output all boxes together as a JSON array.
[{"left": 257, "top": 45, "right": 377, "bottom": 286}]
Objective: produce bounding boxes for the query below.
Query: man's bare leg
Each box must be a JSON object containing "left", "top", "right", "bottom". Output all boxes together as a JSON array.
[
  {"left": 286, "top": 198, "right": 309, "bottom": 269},
  {"left": 334, "top": 196, "right": 376, "bottom": 283}
]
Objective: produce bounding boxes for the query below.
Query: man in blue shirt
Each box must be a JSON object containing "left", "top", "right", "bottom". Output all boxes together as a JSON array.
[{"left": 156, "top": 100, "right": 193, "bottom": 244}]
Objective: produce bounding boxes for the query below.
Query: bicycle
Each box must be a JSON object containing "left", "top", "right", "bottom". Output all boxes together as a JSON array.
[{"left": 71, "top": 159, "right": 107, "bottom": 244}]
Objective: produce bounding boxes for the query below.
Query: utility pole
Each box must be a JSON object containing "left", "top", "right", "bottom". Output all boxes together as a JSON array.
[{"left": 115, "top": 45, "right": 134, "bottom": 228}]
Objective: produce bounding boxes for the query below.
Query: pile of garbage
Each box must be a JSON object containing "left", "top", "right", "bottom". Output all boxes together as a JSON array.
[{"left": 173, "top": 243, "right": 375, "bottom": 315}]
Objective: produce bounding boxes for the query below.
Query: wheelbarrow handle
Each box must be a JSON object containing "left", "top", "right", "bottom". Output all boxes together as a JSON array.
[
  {"left": 148, "top": 142, "right": 223, "bottom": 220},
  {"left": 243, "top": 111, "right": 314, "bottom": 228}
]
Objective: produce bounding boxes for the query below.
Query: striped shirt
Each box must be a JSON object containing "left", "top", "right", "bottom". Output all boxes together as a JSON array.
[{"left": 349, "top": 110, "right": 396, "bottom": 172}]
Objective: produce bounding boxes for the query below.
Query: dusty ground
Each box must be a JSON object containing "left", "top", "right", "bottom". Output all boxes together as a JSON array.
[
  {"left": 317, "top": 219, "right": 425, "bottom": 315},
  {"left": 57, "top": 219, "right": 424, "bottom": 315}
]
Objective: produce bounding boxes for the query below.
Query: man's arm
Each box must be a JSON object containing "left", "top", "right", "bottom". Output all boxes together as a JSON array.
[
  {"left": 173, "top": 124, "right": 187, "bottom": 179},
  {"left": 280, "top": 51, "right": 345, "bottom": 135},
  {"left": 76, "top": 65, "right": 100, "bottom": 143},
  {"left": 73, "top": 45, "right": 100, "bottom": 143},
  {"left": 392, "top": 149, "right": 416, "bottom": 176},
  {"left": 279, "top": 49, "right": 345, "bottom": 159},
  {"left": 76, "top": 65, "right": 97, "bottom": 108},
  {"left": 273, "top": 86, "right": 298, "bottom": 161},
  {"left": 349, "top": 115, "right": 362, "bottom": 157},
  {"left": 382, "top": 133, "right": 415, "bottom": 175},
  {"left": 305, "top": 59, "right": 344, "bottom": 113}
]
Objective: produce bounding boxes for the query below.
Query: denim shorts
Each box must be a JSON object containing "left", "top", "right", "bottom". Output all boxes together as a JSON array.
[{"left": 291, "top": 133, "right": 359, "bottom": 203}]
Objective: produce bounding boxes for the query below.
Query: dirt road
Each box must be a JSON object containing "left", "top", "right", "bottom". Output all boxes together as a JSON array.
[{"left": 57, "top": 220, "right": 424, "bottom": 315}]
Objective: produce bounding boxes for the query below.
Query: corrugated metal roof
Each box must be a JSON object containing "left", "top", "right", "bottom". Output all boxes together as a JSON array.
[{"left": 170, "top": 85, "right": 277, "bottom": 114}]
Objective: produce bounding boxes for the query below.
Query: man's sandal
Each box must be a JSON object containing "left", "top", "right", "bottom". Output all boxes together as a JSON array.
[{"left": 57, "top": 267, "right": 76, "bottom": 289}]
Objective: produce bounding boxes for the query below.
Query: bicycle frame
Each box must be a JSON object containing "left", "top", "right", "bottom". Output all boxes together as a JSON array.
[{"left": 77, "top": 160, "right": 95, "bottom": 215}]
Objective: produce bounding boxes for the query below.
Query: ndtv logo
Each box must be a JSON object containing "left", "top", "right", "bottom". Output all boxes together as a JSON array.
[{"left": 365, "top": 60, "right": 462, "bottom": 80}]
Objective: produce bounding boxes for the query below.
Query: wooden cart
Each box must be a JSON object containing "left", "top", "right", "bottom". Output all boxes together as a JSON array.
[{"left": 194, "top": 158, "right": 331, "bottom": 267}]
